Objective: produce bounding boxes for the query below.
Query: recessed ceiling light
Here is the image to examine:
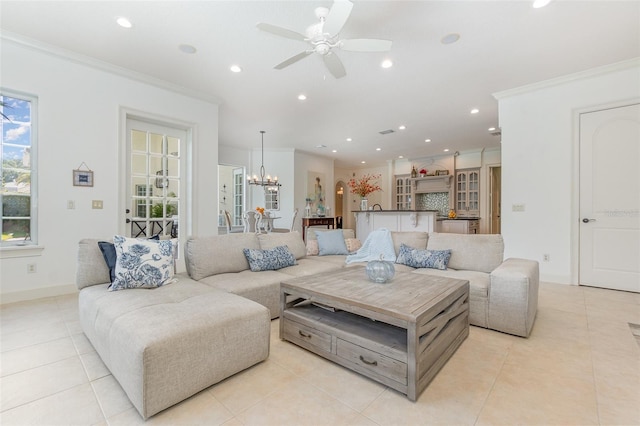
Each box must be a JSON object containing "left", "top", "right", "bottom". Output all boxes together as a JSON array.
[
  {"left": 441, "top": 33, "right": 460, "bottom": 45},
  {"left": 398, "top": 155, "right": 404, "bottom": 159},
  {"left": 298, "top": 94, "right": 307, "bottom": 101},
  {"left": 425, "top": 139, "right": 432, "bottom": 143},
  {"left": 398, "top": 125, "right": 406, "bottom": 130},
  {"left": 444, "top": 149, "right": 450, "bottom": 152},
  {"left": 488, "top": 127, "right": 496, "bottom": 131},
  {"left": 361, "top": 161, "right": 366, "bottom": 164},
  {"left": 229, "top": 64, "right": 242, "bottom": 73},
  {"left": 532, "top": 0, "right": 552, "bottom": 8},
  {"left": 470, "top": 108, "right": 480, "bottom": 114},
  {"left": 116, "top": 17, "right": 132, "bottom": 28},
  {"left": 332, "top": 149, "right": 337, "bottom": 153},
  {"left": 179, "top": 44, "right": 197, "bottom": 54},
  {"left": 346, "top": 138, "right": 352, "bottom": 142},
  {"left": 376, "top": 148, "right": 381, "bottom": 151},
  {"left": 381, "top": 59, "right": 393, "bottom": 69}
]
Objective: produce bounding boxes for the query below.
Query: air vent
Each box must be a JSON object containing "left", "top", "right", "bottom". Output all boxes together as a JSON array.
[
  {"left": 491, "top": 130, "right": 502, "bottom": 136},
  {"left": 379, "top": 129, "right": 395, "bottom": 135}
]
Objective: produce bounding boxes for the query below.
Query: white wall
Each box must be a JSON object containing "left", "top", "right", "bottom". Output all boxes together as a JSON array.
[
  {"left": 496, "top": 59, "right": 640, "bottom": 284},
  {"left": 0, "top": 39, "right": 219, "bottom": 303}
]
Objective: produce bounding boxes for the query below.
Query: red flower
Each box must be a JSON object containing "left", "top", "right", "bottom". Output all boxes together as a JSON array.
[
  {"left": 419, "top": 169, "right": 427, "bottom": 174},
  {"left": 347, "top": 174, "right": 382, "bottom": 198}
]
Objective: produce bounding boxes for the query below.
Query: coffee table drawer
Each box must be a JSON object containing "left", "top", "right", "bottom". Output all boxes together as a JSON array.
[
  {"left": 336, "top": 339, "right": 407, "bottom": 385},
  {"left": 283, "top": 319, "right": 332, "bottom": 353}
]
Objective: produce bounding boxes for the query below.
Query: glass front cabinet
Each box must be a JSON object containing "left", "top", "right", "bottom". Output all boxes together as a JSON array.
[
  {"left": 394, "top": 175, "right": 412, "bottom": 210},
  {"left": 455, "top": 169, "right": 480, "bottom": 217}
]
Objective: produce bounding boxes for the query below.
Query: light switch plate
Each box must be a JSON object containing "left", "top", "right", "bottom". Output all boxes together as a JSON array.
[
  {"left": 92, "top": 200, "right": 103, "bottom": 209},
  {"left": 512, "top": 204, "right": 525, "bottom": 212}
]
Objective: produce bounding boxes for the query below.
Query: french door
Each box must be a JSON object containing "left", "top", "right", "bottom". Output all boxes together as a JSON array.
[
  {"left": 579, "top": 103, "right": 640, "bottom": 292},
  {"left": 125, "top": 119, "right": 187, "bottom": 240}
]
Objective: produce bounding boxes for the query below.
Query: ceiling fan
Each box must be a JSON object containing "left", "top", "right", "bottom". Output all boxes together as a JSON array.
[{"left": 257, "top": 0, "right": 392, "bottom": 79}]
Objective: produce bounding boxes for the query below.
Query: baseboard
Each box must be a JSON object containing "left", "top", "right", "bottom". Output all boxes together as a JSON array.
[{"left": 0, "top": 284, "right": 78, "bottom": 305}]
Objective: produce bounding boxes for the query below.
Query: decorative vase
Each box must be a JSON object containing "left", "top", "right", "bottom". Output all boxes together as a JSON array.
[
  {"left": 365, "top": 256, "right": 395, "bottom": 283},
  {"left": 360, "top": 198, "right": 368, "bottom": 211}
]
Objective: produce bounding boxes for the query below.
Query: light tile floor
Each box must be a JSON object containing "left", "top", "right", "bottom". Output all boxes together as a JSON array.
[{"left": 1, "top": 282, "right": 639, "bottom": 425}]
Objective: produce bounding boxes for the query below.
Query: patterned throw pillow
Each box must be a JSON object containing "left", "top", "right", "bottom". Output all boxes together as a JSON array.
[
  {"left": 306, "top": 239, "right": 319, "bottom": 256},
  {"left": 98, "top": 235, "right": 159, "bottom": 283},
  {"left": 396, "top": 243, "right": 452, "bottom": 270},
  {"left": 345, "top": 238, "right": 362, "bottom": 254},
  {"left": 110, "top": 236, "right": 177, "bottom": 291},
  {"left": 243, "top": 245, "right": 297, "bottom": 271}
]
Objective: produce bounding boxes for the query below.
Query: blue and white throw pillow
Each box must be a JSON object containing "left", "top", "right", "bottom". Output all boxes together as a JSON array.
[
  {"left": 243, "top": 245, "right": 297, "bottom": 272},
  {"left": 109, "top": 235, "right": 177, "bottom": 291},
  {"left": 396, "top": 243, "right": 452, "bottom": 270}
]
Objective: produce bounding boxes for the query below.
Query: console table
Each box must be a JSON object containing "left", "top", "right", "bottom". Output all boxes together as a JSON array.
[{"left": 301, "top": 216, "right": 335, "bottom": 242}]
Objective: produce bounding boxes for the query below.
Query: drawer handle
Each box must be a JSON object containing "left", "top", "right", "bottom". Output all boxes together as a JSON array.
[
  {"left": 298, "top": 330, "right": 312, "bottom": 339},
  {"left": 359, "top": 355, "right": 378, "bottom": 366}
]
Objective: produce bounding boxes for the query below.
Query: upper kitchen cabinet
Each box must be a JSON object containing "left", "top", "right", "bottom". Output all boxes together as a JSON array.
[{"left": 456, "top": 169, "right": 480, "bottom": 217}]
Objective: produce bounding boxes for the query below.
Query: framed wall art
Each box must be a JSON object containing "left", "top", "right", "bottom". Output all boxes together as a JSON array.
[{"left": 73, "top": 162, "right": 94, "bottom": 187}]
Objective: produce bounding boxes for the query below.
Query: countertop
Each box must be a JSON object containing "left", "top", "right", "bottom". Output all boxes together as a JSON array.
[
  {"left": 352, "top": 209, "right": 439, "bottom": 213},
  {"left": 436, "top": 217, "right": 481, "bottom": 221}
]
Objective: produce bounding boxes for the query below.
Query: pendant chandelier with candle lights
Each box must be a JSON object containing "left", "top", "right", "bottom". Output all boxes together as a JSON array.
[{"left": 247, "top": 130, "right": 281, "bottom": 187}]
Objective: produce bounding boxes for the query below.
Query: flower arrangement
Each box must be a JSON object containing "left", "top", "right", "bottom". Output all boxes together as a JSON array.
[
  {"left": 347, "top": 174, "right": 382, "bottom": 198},
  {"left": 419, "top": 168, "right": 427, "bottom": 175},
  {"left": 255, "top": 206, "right": 265, "bottom": 215}
]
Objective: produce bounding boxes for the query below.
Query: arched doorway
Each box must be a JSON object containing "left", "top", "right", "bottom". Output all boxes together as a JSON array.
[{"left": 335, "top": 181, "right": 346, "bottom": 228}]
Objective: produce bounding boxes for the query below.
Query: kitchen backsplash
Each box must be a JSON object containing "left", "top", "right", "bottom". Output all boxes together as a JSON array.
[{"left": 416, "top": 192, "right": 450, "bottom": 215}]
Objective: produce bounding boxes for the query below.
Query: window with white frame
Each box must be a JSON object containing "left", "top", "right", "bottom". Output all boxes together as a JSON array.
[{"left": 1, "top": 91, "right": 37, "bottom": 246}]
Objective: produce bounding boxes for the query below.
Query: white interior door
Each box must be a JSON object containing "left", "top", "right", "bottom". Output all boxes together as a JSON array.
[{"left": 579, "top": 103, "right": 640, "bottom": 292}]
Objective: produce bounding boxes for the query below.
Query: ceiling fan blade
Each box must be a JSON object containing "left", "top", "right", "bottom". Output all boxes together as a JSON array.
[
  {"left": 340, "top": 38, "right": 392, "bottom": 52},
  {"left": 257, "top": 23, "right": 306, "bottom": 41},
  {"left": 323, "top": 52, "right": 346, "bottom": 79},
  {"left": 274, "top": 51, "right": 313, "bottom": 69},
  {"left": 323, "top": 0, "right": 354, "bottom": 36}
]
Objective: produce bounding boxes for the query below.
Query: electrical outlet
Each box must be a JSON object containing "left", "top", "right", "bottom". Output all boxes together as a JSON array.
[
  {"left": 512, "top": 204, "right": 525, "bottom": 212},
  {"left": 543, "top": 254, "right": 550, "bottom": 262},
  {"left": 27, "top": 263, "right": 37, "bottom": 273},
  {"left": 67, "top": 200, "right": 75, "bottom": 209},
  {"left": 92, "top": 200, "right": 103, "bottom": 209}
]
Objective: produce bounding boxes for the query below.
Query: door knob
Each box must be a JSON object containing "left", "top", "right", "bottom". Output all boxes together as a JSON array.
[
  {"left": 126, "top": 218, "right": 131, "bottom": 224},
  {"left": 582, "top": 218, "right": 596, "bottom": 223}
]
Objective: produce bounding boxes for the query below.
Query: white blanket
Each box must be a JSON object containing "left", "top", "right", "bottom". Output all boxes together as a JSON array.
[{"left": 345, "top": 228, "right": 397, "bottom": 264}]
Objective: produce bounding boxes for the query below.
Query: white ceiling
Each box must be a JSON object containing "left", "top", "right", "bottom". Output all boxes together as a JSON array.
[{"left": 1, "top": 1, "right": 638, "bottom": 168}]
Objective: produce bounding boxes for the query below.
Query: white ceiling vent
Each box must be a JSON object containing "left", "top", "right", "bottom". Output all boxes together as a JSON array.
[
  {"left": 491, "top": 129, "right": 502, "bottom": 136},
  {"left": 379, "top": 129, "right": 395, "bottom": 135}
]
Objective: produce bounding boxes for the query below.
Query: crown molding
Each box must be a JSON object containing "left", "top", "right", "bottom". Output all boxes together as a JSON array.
[
  {"left": 493, "top": 57, "right": 640, "bottom": 100},
  {"left": 1, "top": 30, "right": 221, "bottom": 105}
]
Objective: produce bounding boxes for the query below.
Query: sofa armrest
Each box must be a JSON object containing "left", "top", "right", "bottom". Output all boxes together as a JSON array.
[{"left": 488, "top": 258, "right": 539, "bottom": 337}]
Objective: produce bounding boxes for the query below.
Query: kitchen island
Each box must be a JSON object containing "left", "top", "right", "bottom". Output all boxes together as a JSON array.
[{"left": 353, "top": 210, "right": 438, "bottom": 241}]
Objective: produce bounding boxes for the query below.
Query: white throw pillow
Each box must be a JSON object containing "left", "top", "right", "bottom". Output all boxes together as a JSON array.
[{"left": 110, "top": 235, "right": 177, "bottom": 291}]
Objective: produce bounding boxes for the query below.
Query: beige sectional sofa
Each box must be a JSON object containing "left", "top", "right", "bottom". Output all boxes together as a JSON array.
[
  {"left": 76, "top": 229, "right": 538, "bottom": 418},
  {"left": 184, "top": 229, "right": 539, "bottom": 337}
]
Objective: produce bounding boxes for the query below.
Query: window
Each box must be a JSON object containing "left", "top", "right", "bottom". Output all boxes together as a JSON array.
[{"left": 1, "top": 92, "right": 37, "bottom": 246}]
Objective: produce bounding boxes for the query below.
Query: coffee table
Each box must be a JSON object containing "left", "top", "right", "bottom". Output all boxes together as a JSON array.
[{"left": 280, "top": 266, "right": 469, "bottom": 401}]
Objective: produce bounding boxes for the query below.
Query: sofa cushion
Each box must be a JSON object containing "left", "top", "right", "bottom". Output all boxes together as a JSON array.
[
  {"left": 306, "top": 239, "right": 319, "bottom": 256},
  {"left": 316, "top": 229, "right": 349, "bottom": 255},
  {"left": 110, "top": 236, "right": 178, "bottom": 291},
  {"left": 306, "top": 228, "right": 355, "bottom": 240},
  {"left": 391, "top": 231, "right": 428, "bottom": 256},
  {"left": 278, "top": 258, "right": 345, "bottom": 277},
  {"left": 243, "top": 246, "right": 297, "bottom": 272},
  {"left": 98, "top": 235, "right": 161, "bottom": 284},
  {"left": 258, "top": 231, "right": 306, "bottom": 259},
  {"left": 345, "top": 238, "right": 362, "bottom": 253},
  {"left": 396, "top": 243, "right": 451, "bottom": 270},
  {"left": 411, "top": 268, "right": 490, "bottom": 298},
  {"left": 427, "top": 233, "right": 504, "bottom": 273},
  {"left": 185, "top": 233, "right": 260, "bottom": 280},
  {"left": 77, "top": 238, "right": 112, "bottom": 289}
]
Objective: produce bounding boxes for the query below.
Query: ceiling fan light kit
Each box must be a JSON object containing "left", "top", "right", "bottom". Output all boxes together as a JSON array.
[{"left": 257, "top": 0, "right": 392, "bottom": 79}]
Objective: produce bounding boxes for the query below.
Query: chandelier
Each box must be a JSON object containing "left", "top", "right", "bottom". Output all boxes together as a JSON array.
[{"left": 247, "top": 130, "right": 281, "bottom": 187}]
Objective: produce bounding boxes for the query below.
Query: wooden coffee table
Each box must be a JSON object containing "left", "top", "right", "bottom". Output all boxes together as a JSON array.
[{"left": 280, "top": 266, "right": 469, "bottom": 401}]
